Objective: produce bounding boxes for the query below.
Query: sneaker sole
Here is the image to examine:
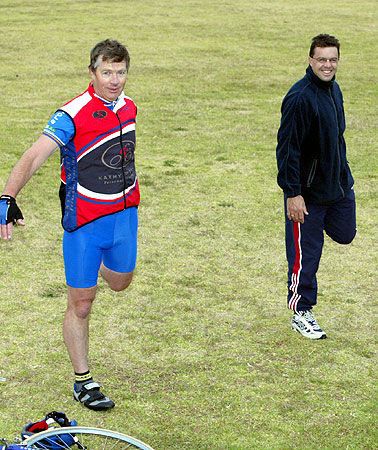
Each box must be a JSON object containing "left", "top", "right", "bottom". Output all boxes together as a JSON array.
[
  {"left": 291, "top": 324, "right": 327, "bottom": 340},
  {"left": 73, "top": 394, "right": 115, "bottom": 411}
]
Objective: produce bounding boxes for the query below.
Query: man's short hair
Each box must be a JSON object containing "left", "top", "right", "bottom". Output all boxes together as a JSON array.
[
  {"left": 309, "top": 34, "right": 340, "bottom": 57},
  {"left": 89, "top": 39, "right": 130, "bottom": 72}
]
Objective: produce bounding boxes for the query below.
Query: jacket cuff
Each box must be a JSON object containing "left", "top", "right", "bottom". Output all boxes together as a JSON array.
[{"left": 284, "top": 187, "right": 302, "bottom": 198}]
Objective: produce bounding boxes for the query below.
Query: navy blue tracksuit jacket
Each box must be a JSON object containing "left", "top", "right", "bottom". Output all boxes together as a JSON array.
[{"left": 276, "top": 65, "right": 354, "bottom": 204}]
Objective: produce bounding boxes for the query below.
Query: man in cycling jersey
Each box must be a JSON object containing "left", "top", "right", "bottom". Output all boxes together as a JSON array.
[{"left": 0, "top": 39, "right": 139, "bottom": 410}]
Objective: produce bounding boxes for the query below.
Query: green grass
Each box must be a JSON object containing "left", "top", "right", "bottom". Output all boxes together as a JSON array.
[{"left": 0, "top": 0, "right": 377, "bottom": 448}]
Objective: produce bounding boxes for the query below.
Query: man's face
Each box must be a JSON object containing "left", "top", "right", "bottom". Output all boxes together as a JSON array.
[
  {"left": 309, "top": 46, "right": 339, "bottom": 82},
  {"left": 89, "top": 57, "right": 127, "bottom": 101}
]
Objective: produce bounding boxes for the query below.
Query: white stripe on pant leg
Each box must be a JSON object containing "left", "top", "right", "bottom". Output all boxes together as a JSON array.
[
  {"left": 289, "top": 292, "right": 301, "bottom": 312},
  {"left": 290, "top": 272, "right": 297, "bottom": 291}
]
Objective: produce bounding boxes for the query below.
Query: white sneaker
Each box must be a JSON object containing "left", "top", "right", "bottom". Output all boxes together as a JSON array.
[{"left": 292, "top": 310, "right": 327, "bottom": 340}]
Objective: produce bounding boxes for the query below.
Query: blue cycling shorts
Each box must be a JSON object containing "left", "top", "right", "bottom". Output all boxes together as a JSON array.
[{"left": 63, "top": 207, "right": 138, "bottom": 288}]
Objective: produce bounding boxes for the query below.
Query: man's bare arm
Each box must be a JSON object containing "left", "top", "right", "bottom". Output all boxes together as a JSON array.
[
  {"left": 1, "top": 135, "right": 59, "bottom": 239},
  {"left": 2, "top": 135, "right": 59, "bottom": 197}
]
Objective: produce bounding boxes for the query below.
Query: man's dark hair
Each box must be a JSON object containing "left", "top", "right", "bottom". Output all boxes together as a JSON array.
[
  {"left": 89, "top": 39, "right": 130, "bottom": 72},
  {"left": 309, "top": 34, "right": 340, "bottom": 57}
]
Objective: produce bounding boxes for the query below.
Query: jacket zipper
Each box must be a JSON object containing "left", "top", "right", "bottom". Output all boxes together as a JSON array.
[
  {"left": 328, "top": 89, "right": 344, "bottom": 196},
  {"left": 115, "top": 112, "right": 128, "bottom": 210}
]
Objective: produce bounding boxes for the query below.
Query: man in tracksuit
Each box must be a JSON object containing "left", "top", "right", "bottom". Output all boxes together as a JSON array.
[
  {"left": 0, "top": 40, "right": 139, "bottom": 409},
  {"left": 276, "top": 34, "right": 356, "bottom": 339}
]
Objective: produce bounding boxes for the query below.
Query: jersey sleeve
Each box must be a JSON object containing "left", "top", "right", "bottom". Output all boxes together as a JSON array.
[{"left": 43, "top": 111, "right": 75, "bottom": 147}]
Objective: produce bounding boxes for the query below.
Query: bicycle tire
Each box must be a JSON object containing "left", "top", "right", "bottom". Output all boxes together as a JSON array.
[{"left": 21, "top": 426, "right": 154, "bottom": 449}]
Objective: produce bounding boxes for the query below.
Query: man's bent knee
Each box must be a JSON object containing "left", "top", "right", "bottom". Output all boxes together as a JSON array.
[
  {"left": 100, "top": 264, "right": 133, "bottom": 291},
  {"left": 329, "top": 227, "right": 357, "bottom": 245},
  {"left": 341, "top": 228, "right": 357, "bottom": 245},
  {"left": 109, "top": 272, "right": 133, "bottom": 291}
]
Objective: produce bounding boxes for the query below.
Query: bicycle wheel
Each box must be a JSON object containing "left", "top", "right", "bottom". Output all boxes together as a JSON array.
[{"left": 21, "top": 426, "right": 154, "bottom": 449}]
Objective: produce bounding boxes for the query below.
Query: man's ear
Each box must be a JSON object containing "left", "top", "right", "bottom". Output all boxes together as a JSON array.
[{"left": 88, "top": 66, "right": 96, "bottom": 80}]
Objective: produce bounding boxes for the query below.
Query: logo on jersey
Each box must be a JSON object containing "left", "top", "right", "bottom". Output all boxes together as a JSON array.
[
  {"left": 101, "top": 141, "right": 135, "bottom": 169},
  {"left": 78, "top": 135, "right": 136, "bottom": 194},
  {"left": 50, "top": 111, "right": 64, "bottom": 125},
  {"left": 93, "top": 110, "right": 107, "bottom": 119},
  {"left": 117, "top": 104, "right": 130, "bottom": 113}
]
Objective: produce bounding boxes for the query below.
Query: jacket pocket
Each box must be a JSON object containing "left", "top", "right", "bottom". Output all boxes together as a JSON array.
[{"left": 306, "top": 159, "right": 318, "bottom": 187}]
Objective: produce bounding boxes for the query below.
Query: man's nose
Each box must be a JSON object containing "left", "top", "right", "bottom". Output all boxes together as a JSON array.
[{"left": 110, "top": 73, "right": 119, "bottom": 83}]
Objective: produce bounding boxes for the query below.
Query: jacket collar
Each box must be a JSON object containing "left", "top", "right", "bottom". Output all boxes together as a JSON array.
[{"left": 306, "top": 65, "right": 335, "bottom": 90}]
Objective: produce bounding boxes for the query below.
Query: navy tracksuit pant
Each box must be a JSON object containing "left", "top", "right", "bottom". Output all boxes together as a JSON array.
[{"left": 285, "top": 188, "right": 356, "bottom": 312}]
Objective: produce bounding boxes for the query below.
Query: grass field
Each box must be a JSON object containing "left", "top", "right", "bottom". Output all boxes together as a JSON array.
[{"left": 0, "top": 0, "right": 377, "bottom": 448}]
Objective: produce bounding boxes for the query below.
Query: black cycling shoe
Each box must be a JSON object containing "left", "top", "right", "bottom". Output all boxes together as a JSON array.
[{"left": 73, "top": 381, "right": 115, "bottom": 411}]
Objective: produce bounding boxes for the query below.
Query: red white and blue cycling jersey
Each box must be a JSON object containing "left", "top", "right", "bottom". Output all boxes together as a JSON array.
[{"left": 43, "top": 83, "right": 140, "bottom": 232}]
